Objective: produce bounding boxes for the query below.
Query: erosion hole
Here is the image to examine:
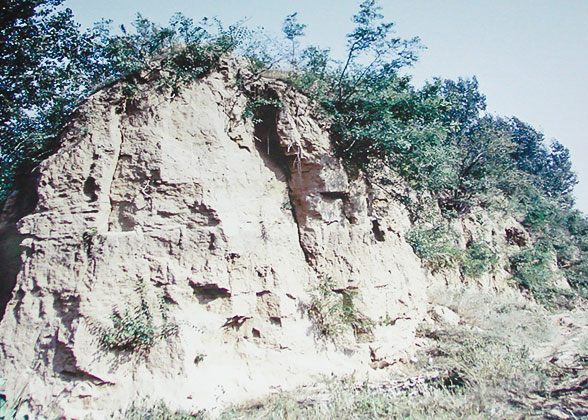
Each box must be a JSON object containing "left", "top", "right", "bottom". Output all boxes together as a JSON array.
[
  {"left": 83, "top": 176, "right": 99, "bottom": 202},
  {"left": 191, "top": 283, "right": 231, "bottom": 304},
  {"left": 253, "top": 90, "right": 292, "bottom": 179},
  {"left": 372, "top": 220, "right": 386, "bottom": 242}
]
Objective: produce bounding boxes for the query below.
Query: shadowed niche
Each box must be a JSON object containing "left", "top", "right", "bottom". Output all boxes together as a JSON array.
[
  {"left": 0, "top": 174, "right": 38, "bottom": 320},
  {"left": 252, "top": 89, "right": 293, "bottom": 181}
]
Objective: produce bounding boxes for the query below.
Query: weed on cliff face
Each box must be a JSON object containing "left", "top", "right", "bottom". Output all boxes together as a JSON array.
[
  {"left": 406, "top": 224, "right": 460, "bottom": 273},
  {"left": 459, "top": 240, "right": 499, "bottom": 279},
  {"left": 406, "top": 224, "right": 501, "bottom": 280},
  {"left": 89, "top": 283, "right": 178, "bottom": 353},
  {"left": 307, "top": 278, "right": 373, "bottom": 342}
]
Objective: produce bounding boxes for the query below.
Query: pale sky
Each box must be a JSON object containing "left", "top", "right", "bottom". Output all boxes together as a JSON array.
[{"left": 64, "top": 0, "right": 588, "bottom": 213}]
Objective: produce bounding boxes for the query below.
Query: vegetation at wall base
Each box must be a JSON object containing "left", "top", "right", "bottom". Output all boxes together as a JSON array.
[
  {"left": 213, "top": 288, "right": 588, "bottom": 420},
  {"left": 116, "top": 400, "right": 204, "bottom": 420}
]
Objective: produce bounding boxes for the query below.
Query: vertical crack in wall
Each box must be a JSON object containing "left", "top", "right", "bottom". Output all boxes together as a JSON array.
[
  {"left": 251, "top": 87, "right": 317, "bottom": 268},
  {"left": 105, "top": 110, "right": 127, "bottom": 232}
]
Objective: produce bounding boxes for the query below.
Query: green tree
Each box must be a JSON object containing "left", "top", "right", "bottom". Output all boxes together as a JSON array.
[
  {"left": 495, "top": 118, "right": 576, "bottom": 207},
  {"left": 0, "top": 0, "right": 101, "bottom": 203},
  {"left": 336, "top": 0, "right": 420, "bottom": 103},
  {"left": 439, "top": 77, "right": 486, "bottom": 137},
  {"left": 440, "top": 116, "right": 515, "bottom": 214},
  {"left": 290, "top": 0, "right": 426, "bottom": 178},
  {"left": 282, "top": 12, "right": 306, "bottom": 67},
  {"left": 498, "top": 117, "right": 548, "bottom": 176},
  {"left": 544, "top": 140, "right": 577, "bottom": 203}
]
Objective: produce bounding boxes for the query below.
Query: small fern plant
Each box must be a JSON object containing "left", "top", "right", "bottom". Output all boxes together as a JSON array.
[{"left": 90, "top": 283, "right": 178, "bottom": 353}]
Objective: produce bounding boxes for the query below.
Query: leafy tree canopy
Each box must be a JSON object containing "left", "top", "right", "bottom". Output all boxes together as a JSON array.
[{"left": 0, "top": 0, "right": 96, "bottom": 201}]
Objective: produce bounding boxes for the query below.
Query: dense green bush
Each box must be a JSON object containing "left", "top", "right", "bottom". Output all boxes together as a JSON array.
[
  {"left": 406, "top": 225, "right": 460, "bottom": 272},
  {"left": 406, "top": 226, "right": 499, "bottom": 279},
  {"left": 509, "top": 241, "right": 556, "bottom": 300},
  {"left": 459, "top": 240, "right": 499, "bottom": 279}
]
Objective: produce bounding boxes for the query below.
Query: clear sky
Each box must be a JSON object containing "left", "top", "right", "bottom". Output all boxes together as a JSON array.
[{"left": 64, "top": 0, "right": 588, "bottom": 213}]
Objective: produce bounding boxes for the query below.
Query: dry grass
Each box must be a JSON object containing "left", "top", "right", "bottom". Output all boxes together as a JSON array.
[
  {"left": 215, "top": 288, "right": 587, "bottom": 420},
  {"left": 119, "top": 288, "right": 587, "bottom": 420}
]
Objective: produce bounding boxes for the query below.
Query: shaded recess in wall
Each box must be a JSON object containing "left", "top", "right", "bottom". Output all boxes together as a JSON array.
[{"left": 0, "top": 173, "right": 38, "bottom": 320}]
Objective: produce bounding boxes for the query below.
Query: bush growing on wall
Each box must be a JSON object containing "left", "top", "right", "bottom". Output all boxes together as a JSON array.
[
  {"left": 406, "top": 224, "right": 460, "bottom": 272},
  {"left": 459, "top": 240, "right": 499, "bottom": 279}
]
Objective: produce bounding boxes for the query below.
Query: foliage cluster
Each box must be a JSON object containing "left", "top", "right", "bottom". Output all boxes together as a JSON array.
[
  {"left": 308, "top": 277, "right": 373, "bottom": 341},
  {"left": 406, "top": 224, "right": 498, "bottom": 279},
  {"left": 405, "top": 224, "right": 460, "bottom": 273},
  {"left": 510, "top": 241, "right": 555, "bottom": 294},
  {"left": 91, "top": 283, "right": 177, "bottom": 353},
  {"left": 275, "top": 1, "right": 585, "bottom": 301},
  {"left": 459, "top": 240, "right": 499, "bottom": 279}
]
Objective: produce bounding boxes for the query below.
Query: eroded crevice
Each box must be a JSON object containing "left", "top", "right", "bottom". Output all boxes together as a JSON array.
[
  {"left": 284, "top": 185, "right": 315, "bottom": 266},
  {"left": 505, "top": 227, "right": 527, "bottom": 247},
  {"left": 320, "top": 191, "right": 349, "bottom": 200},
  {"left": 371, "top": 220, "right": 386, "bottom": 242},
  {"left": 251, "top": 88, "right": 317, "bottom": 271},
  {"left": 269, "top": 317, "right": 282, "bottom": 327},
  {"left": 106, "top": 112, "right": 128, "bottom": 233},
  {"left": 11, "top": 289, "right": 25, "bottom": 323},
  {"left": 190, "top": 282, "right": 231, "bottom": 304},
  {"left": 52, "top": 292, "right": 81, "bottom": 331},
  {"left": 111, "top": 201, "right": 137, "bottom": 232},
  {"left": 189, "top": 202, "right": 221, "bottom": 226},
  {"left": 253, "top": 89, "right": 293, "bottom": 181},
  {"left": 54, "top": 341, "right": 113, "bottom": 386},
  {"left": 83, "top": 177, "right": 99, "bottom": 202}
]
